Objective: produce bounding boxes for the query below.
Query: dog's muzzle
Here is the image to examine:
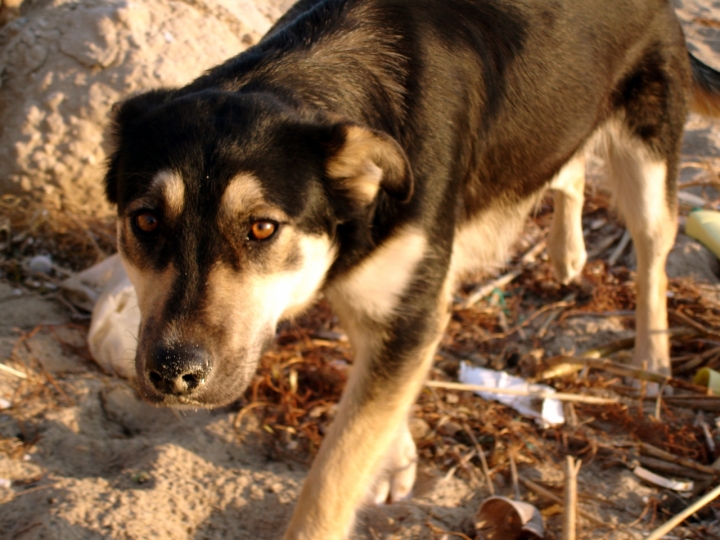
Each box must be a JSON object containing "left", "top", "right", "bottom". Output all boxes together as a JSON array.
[{"left": 145, "top": 344, "right": 212, "bottom": 397}]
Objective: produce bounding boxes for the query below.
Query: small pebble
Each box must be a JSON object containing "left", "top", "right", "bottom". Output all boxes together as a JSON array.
[
  {"left": 438, "top": 420, "right": 462, "bottom": 437},
  {"left": 28, "top": 255, "right": 53, "bottom": 274},
  {"left": 0, "top": 478, "right": 11, "bottom": 489},
  {"left": 0, "top": 398, "right": 11, "bottom": 410},
  {"left": 445, "top": 393, "right": 459, "bottom": 404},
  {"left": 408, "top": 417, "right": 430, "bottom": 440}
]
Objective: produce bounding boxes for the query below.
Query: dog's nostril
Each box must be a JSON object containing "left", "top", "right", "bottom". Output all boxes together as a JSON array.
[
  {"left": 181, "top": 372, "right": 204, "bottom": 389},
  {"left": 146, "top": 345, "right": 211, "bottom": 396},
  {"left": 149, "top": 371, "right": 163, "bottom": 387}
]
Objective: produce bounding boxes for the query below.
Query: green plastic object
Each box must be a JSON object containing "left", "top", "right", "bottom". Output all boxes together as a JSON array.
[{"left": 685, "top": 209, "right": 720, "bottom": 260}]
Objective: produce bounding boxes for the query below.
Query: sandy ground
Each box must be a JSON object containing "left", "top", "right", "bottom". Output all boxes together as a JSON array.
[{"left": 2, "top": 1, "right": 720, "bottom": 539}]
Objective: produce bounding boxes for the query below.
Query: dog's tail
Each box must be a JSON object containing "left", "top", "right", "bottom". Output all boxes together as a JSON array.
[{"left": 689, "top": 52, "right": 720, "bottom": 117}]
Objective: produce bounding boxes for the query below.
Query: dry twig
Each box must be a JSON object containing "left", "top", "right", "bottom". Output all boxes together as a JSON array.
[
  {"left": 0, "top": 362, "right": 28, "bottom": 379},
  {"left": 547, "top": 355, "right": 710, "bottom": 393},
  {"left": 639, "top": 442, "right": 719, "bottom": 477},
  {"left": 563, "top": 456, "right": 582, "bottom": 540},
  {"left": 519, "top": 476, "right": 611, "bottom": 529},
  {"left": 426, "top": 380, "right": 619, "bottom": 405}
]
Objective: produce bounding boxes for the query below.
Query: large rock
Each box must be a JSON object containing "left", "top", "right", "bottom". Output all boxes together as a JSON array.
[{"left": 0, "top": 0, "right": 291, "bottom": 214}]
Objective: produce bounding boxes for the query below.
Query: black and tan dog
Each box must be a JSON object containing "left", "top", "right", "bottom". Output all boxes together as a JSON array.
[{"left": 105, "top": 0, "right": 720, "bottom": 537}]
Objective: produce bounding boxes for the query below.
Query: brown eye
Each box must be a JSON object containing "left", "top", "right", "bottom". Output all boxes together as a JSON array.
[
  {"left": 248, "top": 220, "right": 277, "bottom": 241},
  {"left": 133, "top": 211, "right": 159, "bottom": 234}
]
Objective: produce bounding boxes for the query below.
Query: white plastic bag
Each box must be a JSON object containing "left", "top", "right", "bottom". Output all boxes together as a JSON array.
[
  {"left": 61, "top": 254, "right": 139, "bottom": 379},
  {"left": 459, "top": 362, "right": 564, "bottom": 427}
]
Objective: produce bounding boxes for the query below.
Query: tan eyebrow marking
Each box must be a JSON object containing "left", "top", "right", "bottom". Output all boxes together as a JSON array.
[
  {"left": 151, "top": 170, "right": 185, "bottom": 218},
  {"left": 221, "top": 173, "right": 266, "bottom": 216}
]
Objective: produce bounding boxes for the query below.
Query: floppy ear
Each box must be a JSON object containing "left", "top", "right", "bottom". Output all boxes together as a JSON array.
[
  {"left": 326, "top": 124, "right": 413, "bottom": 205},
  {"left": 110, "top": 89, "right": 176, "bottom": 131},
  {"left": 104, "top": 89, "right": 175, "bottom": 205}
]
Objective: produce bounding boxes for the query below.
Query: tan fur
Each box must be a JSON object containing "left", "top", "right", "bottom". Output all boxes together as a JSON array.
[
  {"left": 449, "top": 195, "right": 540, "bottom": 283},
  {"left": 284, "top": 287, "right": 451, "bottom": 540},
  {"left": 366, "top": 420, "right": 417, "bottom": 504},
  {"left": 221, "top": 173, "right": 268, "bottom": 218},
  {"left": 325, "top": 226, "right": 427, "bottom": 322},
  {"left": 121, "top": 170, "right": 185, "bottom": 221},
  {"left": 598, "top": 119, "right": 677, "bottom": 377},
  {"left": 152, "top": 170, "right": 185, "bottom": 219},
  {"left": 245, "top": 234, "right": 338, "bottom": 320},
  {"left": 118, "top": 253, "right": 175, "bottom": 326},
  {"left": 116, "top": 218, "right": 174, "bottom": 323},
  {"left": 547, "top": 154, "right": 587, "bottom": 284},
  {"left": 690, "top": 76, "right": 720, "bottom": 118},
  {"left": 690, "top": 86, "right": 720, "bottom": 118},
  {"left": 326, "top": 125, "right": 408, "bottom": 204}
]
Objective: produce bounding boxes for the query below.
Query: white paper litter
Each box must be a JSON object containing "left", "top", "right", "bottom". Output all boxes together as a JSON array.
[
  {"left": 62, "top": 254, "right": 139, "bottom": 379},
  {"left": 459, "top": 362, "right": 565, "bottom": 427}
]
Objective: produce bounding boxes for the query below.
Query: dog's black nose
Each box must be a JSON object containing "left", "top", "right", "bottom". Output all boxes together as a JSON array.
[{"left": 146, "top": 345, "right": 211, "bottom": 396}]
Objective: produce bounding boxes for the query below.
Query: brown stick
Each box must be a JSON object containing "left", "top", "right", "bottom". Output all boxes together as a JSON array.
[
  {"left": 637, "top": 455, "right": 710, "bottom": 481},
  {"left": 563, "top": 456, "right": 582, "bottom": 540},
  {"left": 519, "top": 476, "right": 611, "bottom": 529},
  {"left": 509, "top": 452, "right": 521, "bottom": 501},
  {"left": 659, "top": 395, "right": 720, "bottom": 412},
  {"left": 639, "top": 442, "right": 720, "bottom": 477},
  {"left": 578, "top": 327, "right": 698, "bottom": 359},
  {"left": 670, "top": 310, "right": 720, "bottom": 341},
  {"left": 607, "top": 229, "right": 631, "bottom": 266},
  {"left": 547, "top": 356, "right": 711, "bottom": 394},
  {"left": 425, "top": 380, "right": 619, "bottom": 404},
  {"left": 586, "top": 229, "right": 625, "bottom": 259},
  {"left": 463, "top": 423, "right": 495, "bottom": 496}
]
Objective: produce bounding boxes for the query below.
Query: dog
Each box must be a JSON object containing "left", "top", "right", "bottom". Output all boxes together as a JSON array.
[{"left": 104, "top": 0, "right": 720, "bottom": 537}]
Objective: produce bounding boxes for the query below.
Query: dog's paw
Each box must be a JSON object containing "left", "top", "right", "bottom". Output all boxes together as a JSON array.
[
  {"left": 547, "top": 238, "right": 586, "bottom": 285},
  {"left": 366, "top": 423, "right": 417, "bottom": 505}
]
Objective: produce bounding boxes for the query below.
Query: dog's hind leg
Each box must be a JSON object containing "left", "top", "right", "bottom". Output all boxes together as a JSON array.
[
  {"left": 548, "top": 154, "right": 587, "bottom": 284},
  {"left": 603, "top": 122, "right": 679, "bottom": 378}
]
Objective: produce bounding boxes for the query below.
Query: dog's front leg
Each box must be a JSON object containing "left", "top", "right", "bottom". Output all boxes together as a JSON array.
[{"left": 283, "top": 286, "right": 450, "bottom": 540}]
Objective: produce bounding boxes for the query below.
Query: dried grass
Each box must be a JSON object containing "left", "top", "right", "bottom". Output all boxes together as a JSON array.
[{"left": 0, "top": 194, "right": 115, "bottom": 274}]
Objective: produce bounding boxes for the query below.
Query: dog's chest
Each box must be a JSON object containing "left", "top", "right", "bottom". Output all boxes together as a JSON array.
[{"left": 449, "top": 194, "right": 540, "bottom": 282}]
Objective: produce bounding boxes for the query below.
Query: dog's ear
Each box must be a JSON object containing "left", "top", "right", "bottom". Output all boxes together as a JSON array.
[
  {"left": 325, "top": 124, "right": 413, "bottom": 205},
  {"left": 104, "top": 90, "right": 175, "bottom": 205},
  {"left": 109, "top": 89, "right": 176, "bottom": 132}
]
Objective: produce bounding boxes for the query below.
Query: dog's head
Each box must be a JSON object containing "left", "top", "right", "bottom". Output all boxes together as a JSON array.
[{"left": 105, "top": 90, "right": 411, "bottom": 407}]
